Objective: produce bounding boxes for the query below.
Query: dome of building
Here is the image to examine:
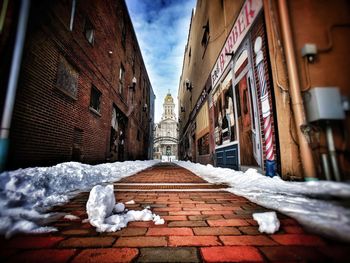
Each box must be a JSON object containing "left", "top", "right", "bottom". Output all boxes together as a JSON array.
[{"left": 164, "top": 91, "right": 173, "bottom": 103}]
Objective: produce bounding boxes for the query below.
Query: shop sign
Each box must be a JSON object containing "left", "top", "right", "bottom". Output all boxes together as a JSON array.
[
  {"left": 211, "top": 0, "right": 262, "bottom": 87},
  {"left": 190, "top": 88, "right": 208, "bottom": 122},
  {"left": 189, "top": 76, "right": 212, "bottom": 122}
]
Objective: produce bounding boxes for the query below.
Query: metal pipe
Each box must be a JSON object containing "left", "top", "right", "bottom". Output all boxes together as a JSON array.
[
  {"left": 321, "top": 153, "right": 331, "bottom": 181},
  {"left": 277, "top": 0, "right": 317, "bottom": 180},
  {"left": 0, "top": 0, "right": 9, "bottom": 33},
  {"left": 0, "top": 0, "right": 30, "bottom": 171},
  {"left": 326, "top": 123, "right": 341, "bottom": 181},
  {"left": 69, "top": 0, "right": 76, "bottom": 31}
]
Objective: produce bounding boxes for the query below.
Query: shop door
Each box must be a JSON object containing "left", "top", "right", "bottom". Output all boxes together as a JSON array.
[
  {"left": 247, "top": 70, "right": 262, "bottom": 166},
  {"left": 234, "top": 70, "right": 258, "bottom": 167}
]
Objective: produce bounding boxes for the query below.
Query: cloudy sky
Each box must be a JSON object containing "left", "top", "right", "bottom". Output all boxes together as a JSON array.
[{"left": 125, "top": 0, "right": 196, "bottom": 122}]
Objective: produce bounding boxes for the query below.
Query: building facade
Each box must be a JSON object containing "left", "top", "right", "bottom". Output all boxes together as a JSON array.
[
  {"left": 178, "top": 0, "right": 350, "bottom": 181},
  {"left": 0, "top": 0, "right": 154, "bottom": 169},
  {"left": 153, "top": 92, "right": 178, "bottom": 161}
]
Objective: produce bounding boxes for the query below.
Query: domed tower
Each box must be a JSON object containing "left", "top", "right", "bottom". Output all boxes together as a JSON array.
[
  {"left": 162, "top": 90, "right": 176, "bottom": 120},
  {"left": 153, "top": 91, "right": 178, "bottom": 161}
]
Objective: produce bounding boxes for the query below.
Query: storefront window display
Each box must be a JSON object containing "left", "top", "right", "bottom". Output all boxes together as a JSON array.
[{"left": 213, "top": 80, "right": 237, "bottom": 147}]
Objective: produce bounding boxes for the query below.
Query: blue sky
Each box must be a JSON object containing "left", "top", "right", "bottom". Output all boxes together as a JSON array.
[{"left": 125, "top": 0, "right": 196, "bottom": 122}]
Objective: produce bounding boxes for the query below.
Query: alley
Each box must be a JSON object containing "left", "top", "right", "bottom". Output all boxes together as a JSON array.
[{"left": 1, "top": 163, "right": 349, "bottom": 262}]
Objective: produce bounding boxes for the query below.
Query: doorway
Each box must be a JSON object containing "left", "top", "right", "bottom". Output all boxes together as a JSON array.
[
  {"left": 110, "top": 105, "right": 127, "bottom": 162},
  {"left": 233, "top": 44, "right": 262, "bottom": 168}
]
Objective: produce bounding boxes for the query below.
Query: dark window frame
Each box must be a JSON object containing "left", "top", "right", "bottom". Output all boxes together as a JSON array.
[
  {"left": 84, "top": 17, "right": 95, "bottom": 45},
  {"left": 119, "top": 63, "right": 125, "bottom": 94},
  {"left": 89, "top": 85, "right": 102, "bottom": 115},
  {"left": 201, "top": 20, "right": 210, "bottom": 58}
]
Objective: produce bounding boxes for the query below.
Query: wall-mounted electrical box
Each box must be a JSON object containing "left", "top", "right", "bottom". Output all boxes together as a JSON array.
[{"left": 303, "top": 87, "right": 345, "bottom": 122}]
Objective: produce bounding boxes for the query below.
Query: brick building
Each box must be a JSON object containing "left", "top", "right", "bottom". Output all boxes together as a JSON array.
[
  {"left": 178, "top": 0, "right": 350, "bottom": 181},
  {"left": 0, "top": 0, "right": 154, "bottom": 169}
]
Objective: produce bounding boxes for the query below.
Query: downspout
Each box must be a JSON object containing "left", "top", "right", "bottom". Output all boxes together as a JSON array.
[
  {"left": 0, "top": 0, "right": 30, "bottom": 171},
  {"left": 277, "top": 0, "right": 317, "bottom": 180}
]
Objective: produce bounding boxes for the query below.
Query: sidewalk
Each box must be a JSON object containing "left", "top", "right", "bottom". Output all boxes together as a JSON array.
[{"left": 1, "top": 162, "right": 349, "bottom": 262}]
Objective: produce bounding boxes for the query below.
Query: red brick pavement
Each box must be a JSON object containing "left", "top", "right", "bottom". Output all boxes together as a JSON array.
[{"left": 1, "top": 162, "right": 349, "bottom": 262}]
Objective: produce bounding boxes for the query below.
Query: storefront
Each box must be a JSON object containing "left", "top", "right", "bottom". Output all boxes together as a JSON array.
[{"left": 209, "top": 0, "right": 278, "bottom": 173}]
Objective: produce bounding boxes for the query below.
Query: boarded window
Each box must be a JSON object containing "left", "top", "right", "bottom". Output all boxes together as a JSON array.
[
  {"left": 73, "top": 127, "right": 83, "bottom": 146},
  {"left": 56, "top": 56, "right": 78, "bottom": 99}
]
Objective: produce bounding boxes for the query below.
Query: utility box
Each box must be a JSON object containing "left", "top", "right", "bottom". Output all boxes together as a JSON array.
[{"left": 303, "top": 87, "right": 345, "bottom": 122}]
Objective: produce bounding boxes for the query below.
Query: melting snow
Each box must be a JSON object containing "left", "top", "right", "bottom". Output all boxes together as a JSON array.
[
  {"left": 63, "top": 214, "right": 80, "bottom": 221},
  {"left": 86, "top": 184, "right": 164, "bottom": 232},
  {"left": 253, "top": 212, "right": 280, "bottom": 234},
  {"left": 0, "top": 160, "right": 158, "bottom": 237},
  {"left": 1, "top": 158, "right": 350, "bottom": 242},
  {"left": 175, "top": 161, "right": 350, "bottom": 242}
]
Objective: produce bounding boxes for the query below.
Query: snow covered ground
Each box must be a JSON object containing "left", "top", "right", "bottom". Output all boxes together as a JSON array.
[
  {"left": 176, "top": 161, "right": 350, "bottom": 242},
  {"left": 1, "top": 159, "right": 350, "bottom": 242},
  {"left": 0, "top": 160, "right": 158, "bottom": 237}
]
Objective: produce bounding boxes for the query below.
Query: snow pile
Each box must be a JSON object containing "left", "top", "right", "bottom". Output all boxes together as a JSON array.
[
  {"left": 0, "top": 160, "right": 158, "bottom": 237},
  {"left": 175, "top": 161, "right": 350, "bottom": 242},
  {"left": 63, "top": 214, "right": 80, "bottom": 221},
  {"left": 86, "top": 184, "right": 164, "bottom": 232},
  {"left": 253, "top": 212, "right": 280, "bottom": 234}
]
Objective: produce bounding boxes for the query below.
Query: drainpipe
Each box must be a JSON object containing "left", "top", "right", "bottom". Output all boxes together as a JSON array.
[
  {"left": 0, "top": 0, "right": 30, "bottom": 171},
  {"left": 277, "top": 0, "right": 317, "bottom": 180}
]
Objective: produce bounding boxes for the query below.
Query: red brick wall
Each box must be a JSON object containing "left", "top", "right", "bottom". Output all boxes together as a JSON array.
[{"left": 6, "top": 0, "right": 152, "bottom": 169}]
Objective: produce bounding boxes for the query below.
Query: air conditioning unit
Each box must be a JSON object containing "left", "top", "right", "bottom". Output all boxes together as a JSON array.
[{"left": 303, "top": 87, "right": 345, "bottom": 122}]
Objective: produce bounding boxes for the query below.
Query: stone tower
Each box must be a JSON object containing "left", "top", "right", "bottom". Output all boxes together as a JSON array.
[{"left": 162, "top": 90, "right": 176, "bottom": 120}]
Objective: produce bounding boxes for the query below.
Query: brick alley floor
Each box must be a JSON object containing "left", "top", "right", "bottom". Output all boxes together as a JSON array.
[{"left": 1, "top": 162, "right": 350, "bottom": 262}]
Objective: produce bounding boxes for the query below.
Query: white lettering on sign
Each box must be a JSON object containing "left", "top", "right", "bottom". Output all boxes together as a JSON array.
[{"left": 211, "top": 0, "right": 262, "bottom": 87}]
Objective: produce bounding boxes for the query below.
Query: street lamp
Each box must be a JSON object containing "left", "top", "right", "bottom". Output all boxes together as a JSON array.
[
  {"left": 143, "top": 103, "right": 148, "bottom": 112},
  {"left": 129, "top": 77, "right": 137, "bottom": 91},
  {"left": 185, "top": 79, "right": 192, "bottom": 92}
]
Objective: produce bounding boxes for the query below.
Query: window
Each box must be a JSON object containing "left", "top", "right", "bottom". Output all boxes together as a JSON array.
[
  {"left": 201, "top": 20, "right": 210, "bottom": 48},
  {"left": 137, "top": 129, "right": 141, "bottom": 141},
  {"left": 198, "top": 133, "right": 209, "bottom": 155},
  {"left": 90, "top": 85, "right": 101, "bottom": 114},
  {"left": 56, "top": 56, "right": 78, "bottom": 99},
  {"left": 121, "top": 17, "right": 126, "bottom": 48},
  {"left": 84, "top": 18, "right": 94, "bottom": 45},
  {"left": 143, "top": 78, "right": 146, "bottom": 96},
  {"left": 132, "top": 47, "right": 136, "bottom": 74},
  {"left": 119, "top": 64, "right": 125, "bottom": 94}
]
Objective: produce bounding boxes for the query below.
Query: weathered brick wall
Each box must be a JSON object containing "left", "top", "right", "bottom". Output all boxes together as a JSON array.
[{"left": 6, "top": 0, "right": 152, "bottom": 169}]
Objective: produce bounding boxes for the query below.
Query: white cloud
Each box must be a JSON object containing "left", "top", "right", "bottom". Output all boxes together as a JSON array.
[{"left": 126, "top": 0, "right": 195, "bottom": 122}]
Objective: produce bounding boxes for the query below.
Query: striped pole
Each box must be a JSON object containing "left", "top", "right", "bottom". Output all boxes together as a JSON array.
[{"left": 254, "top": 37, "right": 276, "bottom": 177}]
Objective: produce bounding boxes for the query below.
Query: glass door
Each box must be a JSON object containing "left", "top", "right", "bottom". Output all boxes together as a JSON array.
[{"left": 247, "top": 70, "right": 262, "bottom": 167}]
